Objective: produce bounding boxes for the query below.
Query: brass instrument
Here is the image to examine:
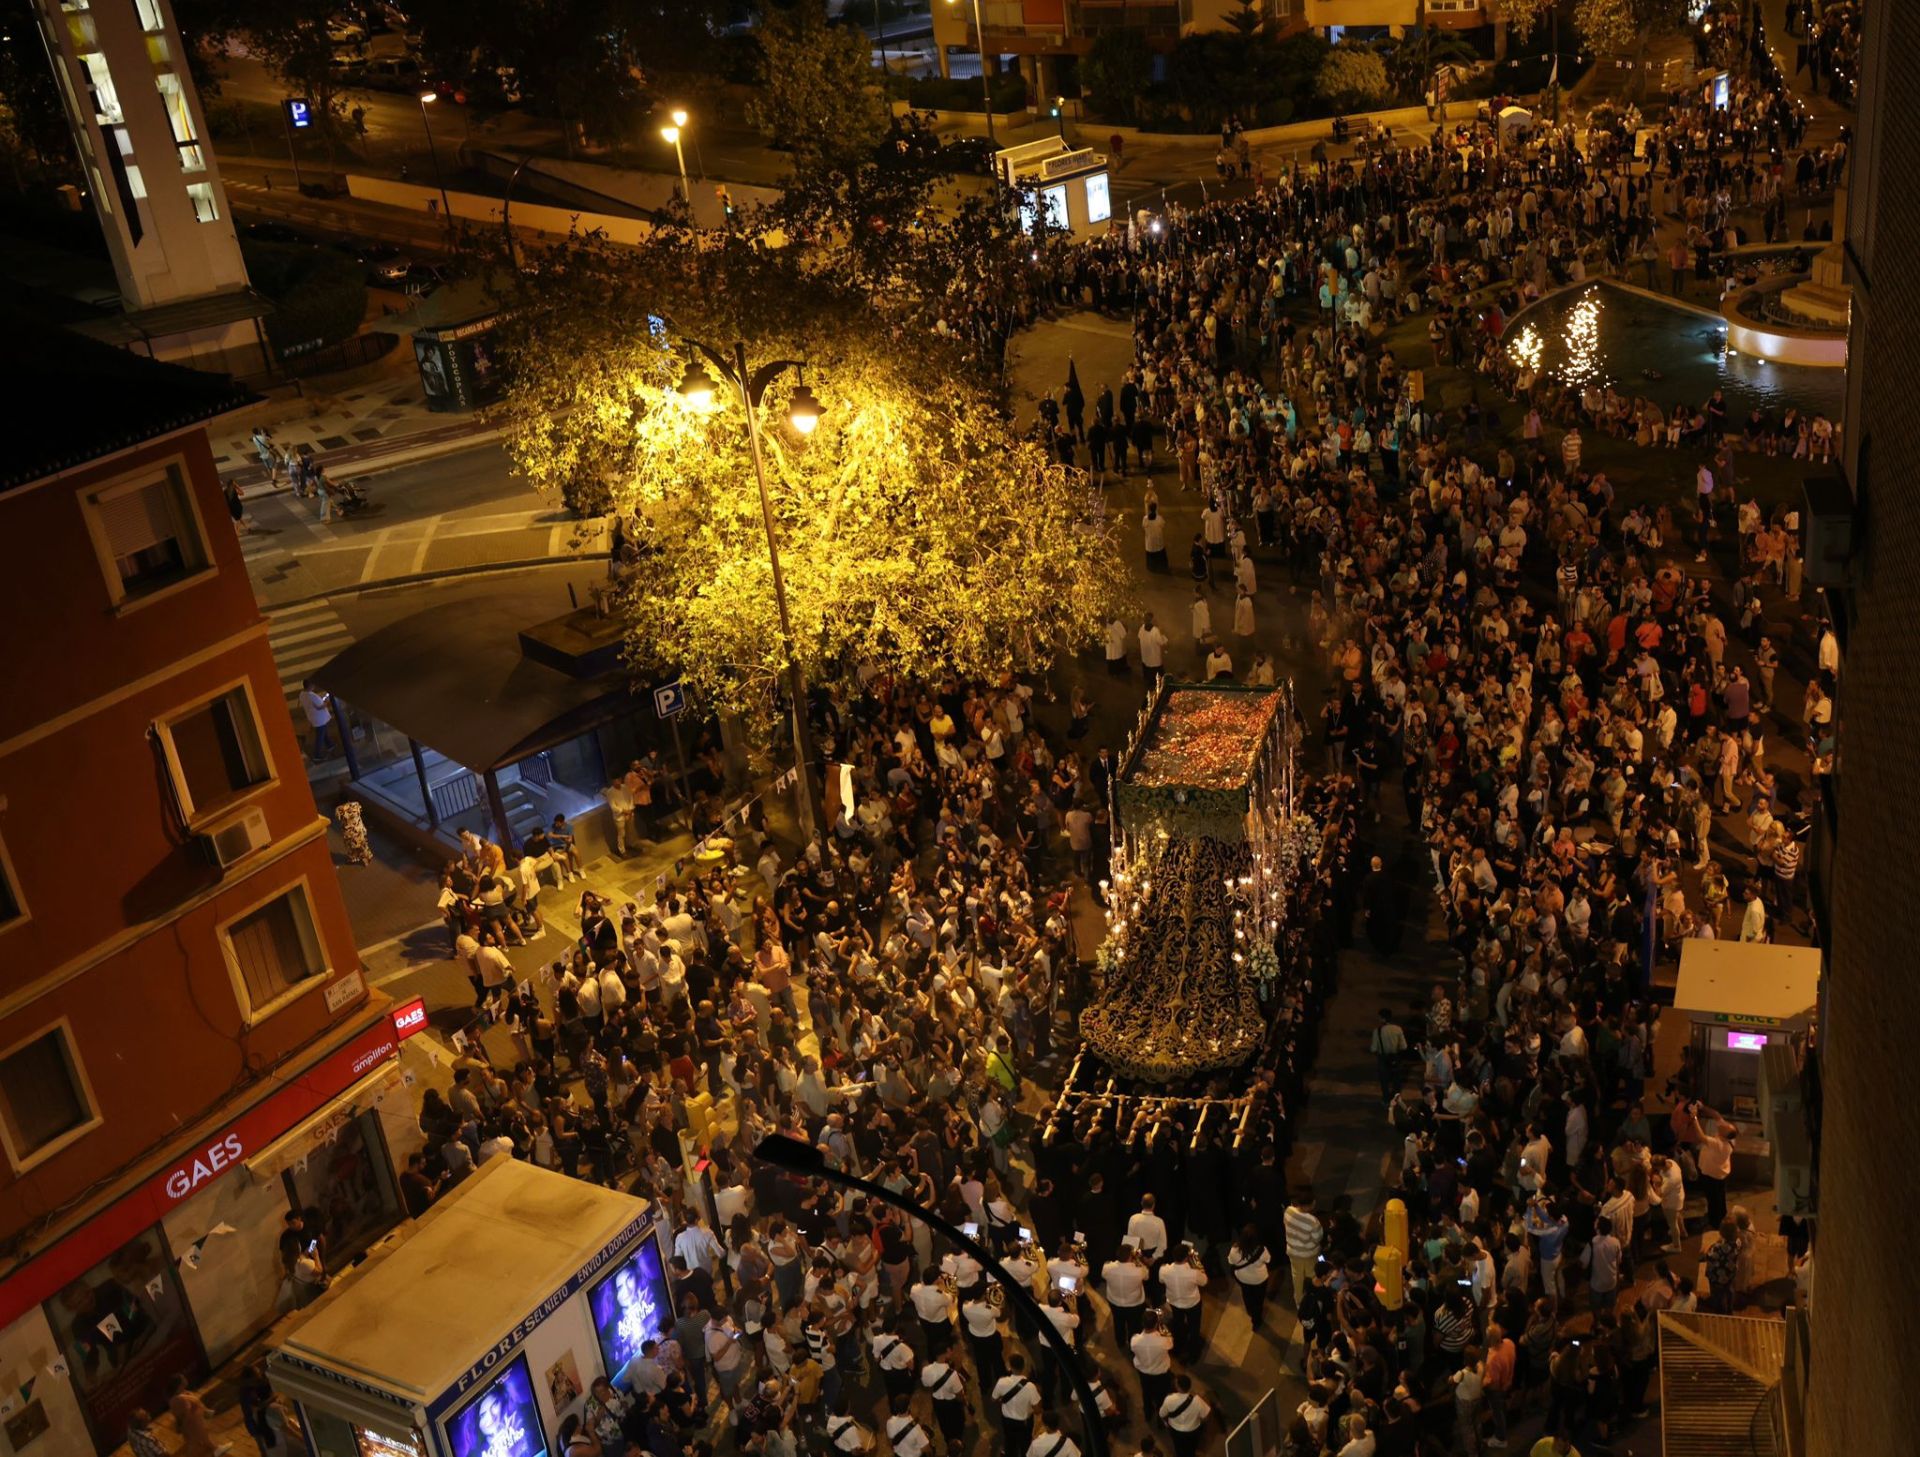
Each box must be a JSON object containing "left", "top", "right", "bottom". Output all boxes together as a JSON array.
[{"left": 986, "top": 1284, "right": 1005, "bottom": 1310}]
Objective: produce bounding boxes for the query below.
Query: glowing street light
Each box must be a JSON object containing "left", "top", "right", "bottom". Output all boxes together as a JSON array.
[
  {"left": 673, "top": 343, "right": 828, "bottom": 836},
  {"left": 416, "top": 90, "right": 454, "bottom": 232},
  {"left": 660, "top": 116, "right": 689, "bottom": 200}
]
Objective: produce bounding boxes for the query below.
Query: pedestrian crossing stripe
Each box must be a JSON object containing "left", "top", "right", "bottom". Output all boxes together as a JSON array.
[{"left": 265, "top": 600, "right": 353, "bottom": 709}]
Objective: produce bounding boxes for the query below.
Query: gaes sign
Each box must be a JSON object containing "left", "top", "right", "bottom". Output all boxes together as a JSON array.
[{"left": 164, "top": 1134, "right": 244, "bottom": 1200}]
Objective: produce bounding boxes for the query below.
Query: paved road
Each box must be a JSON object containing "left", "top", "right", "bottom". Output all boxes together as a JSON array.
[{"left": 240, "top": 440, "right": 605, "bottom": 612}]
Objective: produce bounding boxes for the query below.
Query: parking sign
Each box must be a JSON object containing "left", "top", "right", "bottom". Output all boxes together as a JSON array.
[
  {"left": 653, "top": 681, "right": 686, "bottom": 719},
  {"left": 285, "top": 98, "right": 313, "bottom": 130}
]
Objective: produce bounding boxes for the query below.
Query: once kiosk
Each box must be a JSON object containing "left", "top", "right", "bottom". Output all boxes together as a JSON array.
[
  {"left": 1671, "top": 938, "right": 1819, "bottom": 1193},
  {"left": 269, "top": 1161, "right": 673, "bottom": 1457}
]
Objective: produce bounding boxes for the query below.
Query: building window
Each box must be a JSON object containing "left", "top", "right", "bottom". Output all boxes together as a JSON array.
[
  {"left": 221, "top": 886, "right": 328, "bottom": 1020},
  {"left": 155, "top": 71, "right": 206, "bottom": 172},
  {"left": 134, "top": 0, "right": 165, "bottom": 31},
  {"left": 0, "top": 1023, "right": 100, "bottom": 1169},
  {"left": 187, "top": 181, "right": 219, "bottom": 221},
  {"left": 159, "top": 685, "right": 272, "bottom": 823},
  {"left": 86, "top": 466, "right": 208, "bottom": 603}
]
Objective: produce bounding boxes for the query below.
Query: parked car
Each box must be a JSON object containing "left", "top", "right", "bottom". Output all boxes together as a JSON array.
[
  {"left": 340, "top": 240, "right": 412, "bottom": 283},
  {"left": 326, "top": 16, "right": 367, "bottom": 45},
  {"left": 350, "top": 53, "right": 429, "bottom": 92},
  {"left": 397, "top": 261, "right": 451, "bottom": 295}
]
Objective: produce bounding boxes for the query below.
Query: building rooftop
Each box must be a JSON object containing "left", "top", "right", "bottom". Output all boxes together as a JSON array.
[{"left": 0, "top": 325, "right": 257, "bottom": 493}]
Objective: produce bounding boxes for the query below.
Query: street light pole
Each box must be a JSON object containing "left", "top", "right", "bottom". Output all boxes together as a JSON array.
[
  {"left": 661, "top": 108, "right": 691, "bottom": 205},
  {"left": 677, "top": 342, "right": 827, "bottom": 843},
  {"left": 416, "top": 92, "right": 453, "bottom": 235},
  {"left": 754, "top": 1135, "right": 1109, "bottom": 1457},
  {"left": 946, "top": 0, "right": 998, "bottom": 149}
]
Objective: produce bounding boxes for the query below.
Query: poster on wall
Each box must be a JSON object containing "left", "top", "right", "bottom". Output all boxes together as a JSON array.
[
  {"left": 586, "top": 1241, "right": 673, "bottom": 1382},
  {"left": 1085, "top": 173, "right": 1111, "bottom": 226},
  {"left": 47, "top": 1230, "right": 207, "bottom": 1450},
  {"left": 443, "top": 1355, "right": 546, "bottom": 1457},
  {"left": 544, "top": 1351, "right": 583, "bottom": 1415}
]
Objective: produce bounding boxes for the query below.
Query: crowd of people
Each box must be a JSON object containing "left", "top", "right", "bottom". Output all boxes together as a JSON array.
[{"left": 377, "top": 29, "right": 1855, "bottom": 1457}]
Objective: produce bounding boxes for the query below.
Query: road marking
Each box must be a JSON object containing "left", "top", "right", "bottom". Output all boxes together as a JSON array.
[
  {"left": 409, "top": 515, "right": 443, "bottom": 574},
  {"left": 357, "top": 535, "right": 394, "bottom": 584},
  {"left": 265, "top": 600, "right": 354, "bottom": 705}
]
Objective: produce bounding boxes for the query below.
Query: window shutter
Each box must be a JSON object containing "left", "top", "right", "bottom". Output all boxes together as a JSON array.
[
  {"left": 98, "top": 481, "right": 176, "bottom": 559},
  {"left": 227, "top": 895, "right": 316, "bottom": 1008}
]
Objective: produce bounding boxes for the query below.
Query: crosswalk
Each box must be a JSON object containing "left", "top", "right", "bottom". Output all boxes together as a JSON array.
[{"left": 265, "top": 599, "right": 355, "bottom": 713}]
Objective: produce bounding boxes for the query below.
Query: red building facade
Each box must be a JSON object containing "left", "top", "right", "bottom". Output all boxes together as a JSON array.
[{"left": 0, "top": 345, "right": 413, "bottom": 1457}]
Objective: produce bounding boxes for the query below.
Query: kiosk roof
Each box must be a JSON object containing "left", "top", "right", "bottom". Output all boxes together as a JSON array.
[
  {"left": 1673, "top": 939, "right": 1821, "bottom": 1028},
  {"left": 278, "top": 1160, "right": 650, "bottom": 1404}
]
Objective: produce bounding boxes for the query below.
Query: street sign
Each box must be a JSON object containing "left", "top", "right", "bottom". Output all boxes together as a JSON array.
[
  {"left": 653, "top": 681, "right": 686, "bottom": 719},
  {"left": 284, "top": 98, "right": 314, "bottom": 130}
]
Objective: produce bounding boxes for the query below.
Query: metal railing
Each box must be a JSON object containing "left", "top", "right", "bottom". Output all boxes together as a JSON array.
[
  {"left": 430, "top": 771, "right": 483, "bottom": 823},
  {"left": 1224, "top": 1388, "right": 1286, "bottom": 1457}
]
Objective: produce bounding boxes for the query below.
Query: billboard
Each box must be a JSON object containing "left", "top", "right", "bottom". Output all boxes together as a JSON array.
[
  {"left": 443, "top": 1355, "right": 546, "bottom": 1457},
  {"left": 585, "top": 1241, "right": 672, "bottom": 1382}
]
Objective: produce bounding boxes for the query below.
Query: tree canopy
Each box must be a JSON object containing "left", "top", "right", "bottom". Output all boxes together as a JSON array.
[
  {"left": 1315, "top": 46, "right": 1392, "bottom": 109},
  {"left": 487, "top": 229, "right": 1128, "bottom": 731},
  {"left": 746, "top": 0, "right": 891, "bottom": 176}
]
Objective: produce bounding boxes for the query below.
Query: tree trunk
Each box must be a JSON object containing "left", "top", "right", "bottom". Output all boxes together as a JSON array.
[{"left": 1495, "top": 18, "right": 1509, "bottom": 61}]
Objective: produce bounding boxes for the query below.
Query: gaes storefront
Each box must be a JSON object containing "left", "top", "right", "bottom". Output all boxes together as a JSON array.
[{"left": 0, "top": 1010, "right": 425, "bottom": 1457}]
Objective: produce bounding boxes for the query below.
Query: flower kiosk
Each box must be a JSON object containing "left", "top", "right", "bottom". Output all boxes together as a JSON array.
[{"left": 267, "top": 1161, "right": 673, "bottom": 1457}]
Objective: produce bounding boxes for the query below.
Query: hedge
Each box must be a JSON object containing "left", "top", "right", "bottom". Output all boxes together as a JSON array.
[{"left": 242, "top": 240, "right": 367, "bottom": 358}]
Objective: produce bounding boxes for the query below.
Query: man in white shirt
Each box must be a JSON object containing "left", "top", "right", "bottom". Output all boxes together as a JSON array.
[
  {"left": 1159, "top": 1374, "right": 1213, "bottom": 1457},
  {"left": 1026, "top": 1415, "right": 1081, "bottom": 1457},
  {"left": 596, "top": 964, "right": 627, "bottom": 1015},
  {"left": 960, "top": 1291, "right": 1003, "bottom": 1385},
  {"left": 1138, "top": 613, "right": 1167, "bottom": 681},
  {"left": 1158, "top": 1245, "right": 1208, "bottom": 1362},
  {"left": 1654, "top": 1155, "right": 1688, "bottom": 1249},
  {"left": 1101, "top": 1248, "right": 1149, "bottom": 1350},
  {"left": 1129, "top": 1311, "right": 1175, "bottom": 1417},
  {"left": 869, "top": 1321, "right": 916, "bottom": 1402},
  {"left": 825, "top": 1407, "right": 871, "bottom": 1453},
  {"left": 674, "top": 1216, "right": 724, "bottom": 1277},
  {"left": 1127, "top": 1195, "right": 1169, "bottom": 1264},
  {"left": 883, "top": 1402, "right": 932, "bottom": 1457},
  {"left": 1696, "top": 1109, "right": 1737, "bottom": 1227},
  {"left": 909, "top": 1268, "right": 954, "bottom": 1351},
  {"left": 921, "top": 1354, "right": 968, "bottom": 1452},
  {"left": 992, "top": 1356, "right": 1042, "bottom": 1455},
  {"left": 299, "top": 681, "right": 335, "bottom": 760}
]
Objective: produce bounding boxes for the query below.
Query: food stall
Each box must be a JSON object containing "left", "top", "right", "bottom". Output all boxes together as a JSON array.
[
  {"left": 267, "top": 1161, "right": 673, "bottom": 1457},
  {"left": 1672, "top": 938, "right": 1819, "bottom": 1180}
]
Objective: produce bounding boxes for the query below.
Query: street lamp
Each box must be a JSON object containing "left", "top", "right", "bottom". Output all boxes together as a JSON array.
[
  {"left": 754, "top": 1135, "right": 1109, "bottom": 1457},
  {"left": 660, "top": 110, "right": 690, "bottom": 202},
  {"left": 416, "top": 91, "right": 453, "bottom": 234},
  {"left": 675, "top": 343, "right": 827, "bottom": 841},
  {"left": 943, "top": 0, "right": 997, "bottom": 148}
]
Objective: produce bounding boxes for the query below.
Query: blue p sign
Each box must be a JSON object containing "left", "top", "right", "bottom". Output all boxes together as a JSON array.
[{"left": 285, "top": 99, "right": 313, "bottom": 130}]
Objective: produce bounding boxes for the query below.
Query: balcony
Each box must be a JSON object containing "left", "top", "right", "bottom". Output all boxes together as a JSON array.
[{"left": 1071, "top": 1, "right": 1184, "bottom": 37}]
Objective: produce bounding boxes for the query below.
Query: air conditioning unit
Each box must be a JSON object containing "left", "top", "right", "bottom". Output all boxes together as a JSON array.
[{"left": 201, "top": 807, "right": 269, "bottom": 869}]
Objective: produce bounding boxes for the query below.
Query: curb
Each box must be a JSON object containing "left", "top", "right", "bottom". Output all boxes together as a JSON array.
[{"left": 258, "top": 551, "right": 610, "bottom": 613}]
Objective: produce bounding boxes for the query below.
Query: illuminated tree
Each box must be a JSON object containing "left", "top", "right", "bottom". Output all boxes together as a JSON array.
[{"left": 488, "top": 229, "right": 1129, "bottom": 732}]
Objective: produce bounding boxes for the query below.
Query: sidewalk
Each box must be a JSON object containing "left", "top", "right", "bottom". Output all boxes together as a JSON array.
[{"left": 216, "top": 347, "right": 500, "bottom": 493}]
